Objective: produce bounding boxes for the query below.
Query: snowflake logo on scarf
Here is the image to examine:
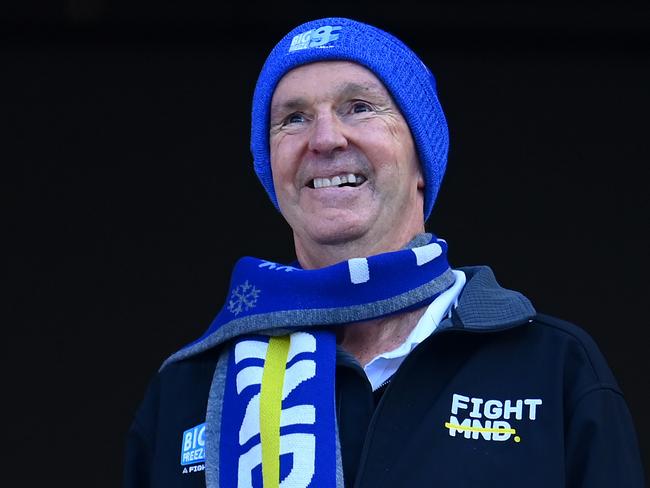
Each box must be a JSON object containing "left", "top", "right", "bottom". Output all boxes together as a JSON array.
[{"left": 227, "top": 280, "right": 261, "bottom": 316}]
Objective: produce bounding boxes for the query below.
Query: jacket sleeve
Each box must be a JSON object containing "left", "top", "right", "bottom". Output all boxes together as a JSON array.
[
  {"left": 564, "top": 384, "right": 646, "bottom": 486},
  {"left": 123, "top": 375, "right": 160, "bottom": 488}
]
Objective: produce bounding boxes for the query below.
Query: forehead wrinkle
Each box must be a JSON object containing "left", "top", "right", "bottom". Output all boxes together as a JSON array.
[
  {"left": 271, "top": 79, "right": 392, "bottom": 118},
  {"left": 337, "top": 81, "right": 390, "bottom": 102},
  {"left": 270, "top": 97, "right": 309, "bottom": 120}
]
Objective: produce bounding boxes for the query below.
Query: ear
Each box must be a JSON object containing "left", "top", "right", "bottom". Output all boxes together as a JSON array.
[{"left": 416, "top": 168, "right": 425, "bottom": 190}]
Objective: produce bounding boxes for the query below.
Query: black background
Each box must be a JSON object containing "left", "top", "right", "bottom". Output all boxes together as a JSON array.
[{"left": 4, "top": 1, "right": 649, "bottom": 485}]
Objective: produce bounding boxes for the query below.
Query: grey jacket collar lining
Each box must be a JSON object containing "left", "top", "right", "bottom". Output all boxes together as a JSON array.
[{"left": 452, "top": 265, "right": 536, "bottom": 329}]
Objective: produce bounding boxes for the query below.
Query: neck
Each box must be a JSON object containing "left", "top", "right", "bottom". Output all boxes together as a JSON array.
[
  {"left": 338, "top": 306, "right": 427, "bottom": 367},
  {"left": 294, "top": 227, "right": 430, "bottom": 364}
]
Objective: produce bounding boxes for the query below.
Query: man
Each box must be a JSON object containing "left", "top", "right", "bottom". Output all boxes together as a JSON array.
[{"left": 124, "top": 17, "right": 645, "bottom": 487}]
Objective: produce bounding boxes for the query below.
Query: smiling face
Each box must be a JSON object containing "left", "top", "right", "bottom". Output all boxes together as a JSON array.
[{"left": 269, "top": 61, "right": 425, "bottom": 268}]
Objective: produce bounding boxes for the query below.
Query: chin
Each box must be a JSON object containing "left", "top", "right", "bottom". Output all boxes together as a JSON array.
[
  {"left": 311, "top": 227, "right": 365, "bottom": 246},
  {"left": 306, "top": 218, "right": 370, "bottom": 247}
]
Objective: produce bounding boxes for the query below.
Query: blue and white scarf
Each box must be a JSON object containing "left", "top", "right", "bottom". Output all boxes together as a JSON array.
[{"left": 162, "top": 233, "right": 455, "bottom": 487}]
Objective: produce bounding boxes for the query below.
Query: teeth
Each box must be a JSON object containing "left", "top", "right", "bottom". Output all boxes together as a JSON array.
[{"left": 312, "top": 173, "right": 364, "bottom": 189}]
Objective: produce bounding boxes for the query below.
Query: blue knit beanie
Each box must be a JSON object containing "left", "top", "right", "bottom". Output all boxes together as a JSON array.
[{"left": 251, "top": 17, "right": 449, "bottom": 221}]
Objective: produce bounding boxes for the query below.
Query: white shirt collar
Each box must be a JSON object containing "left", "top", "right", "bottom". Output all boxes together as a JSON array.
[{"left": 364, "top": 269, "right": 466, "bottom": 391}]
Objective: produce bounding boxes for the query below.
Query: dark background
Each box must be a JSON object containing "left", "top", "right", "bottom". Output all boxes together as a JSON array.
[{"left": 4, "top": 1, "right": 649, "bottom": 485}]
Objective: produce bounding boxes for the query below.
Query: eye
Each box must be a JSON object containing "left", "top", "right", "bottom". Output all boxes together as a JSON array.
[
  {"left": 350, "top": 101, "right": 373, "bottom": 114},
  {"left": 283, "top": 112, "right": 306, "bottom": 125}
]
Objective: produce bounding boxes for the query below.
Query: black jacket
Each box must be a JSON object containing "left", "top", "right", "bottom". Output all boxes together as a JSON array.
[{"left": 124, "top": 266, "right": 645, "bottom": 487}]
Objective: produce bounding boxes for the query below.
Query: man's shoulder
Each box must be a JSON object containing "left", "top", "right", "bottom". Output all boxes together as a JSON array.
[
  {"left": 130, "top": 345, "right": 222, "bottom": 433},
  {"left": 454, "top": 266, "right": 620, "bottom": 389},
  {"left": 532, "top": 312, "right": 600, "bottom": 344},
  {"left": 530, "top": 312, "right": 621, "bottom": 392},
  {"left": 157, "top": 343, "right": 223, "bottom": 380}
]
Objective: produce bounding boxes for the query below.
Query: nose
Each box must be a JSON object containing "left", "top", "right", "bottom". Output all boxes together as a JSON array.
[{"left": 307, "top": 112, "right": 348, "bottom": 155}]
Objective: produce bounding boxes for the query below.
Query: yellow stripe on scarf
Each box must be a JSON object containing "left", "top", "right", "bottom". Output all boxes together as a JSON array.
[{"left": 260, "top": 336, "right": 290, "bottom": 487}]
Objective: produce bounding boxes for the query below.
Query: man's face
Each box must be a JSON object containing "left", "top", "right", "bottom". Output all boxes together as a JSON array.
[{"left": 269, "top": 61, "right": 425, "bottom": 257}]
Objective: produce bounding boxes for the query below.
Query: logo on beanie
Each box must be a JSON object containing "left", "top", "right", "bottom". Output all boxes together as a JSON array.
[{"left": 289, "top": 25, "right": 342, "bottom": 52}]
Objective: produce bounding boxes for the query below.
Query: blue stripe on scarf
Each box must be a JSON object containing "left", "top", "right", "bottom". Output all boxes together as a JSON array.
[
  {"left": 194, "top": 239, "right": 449, "bottom": 344},
  {"left": 220, "top": 332, "right": 337, "bottom": 487}
]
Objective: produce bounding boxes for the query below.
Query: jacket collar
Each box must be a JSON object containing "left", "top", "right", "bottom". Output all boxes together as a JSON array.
[{"left": 447, "top": 266, "right": 536, "bottom": 330}]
